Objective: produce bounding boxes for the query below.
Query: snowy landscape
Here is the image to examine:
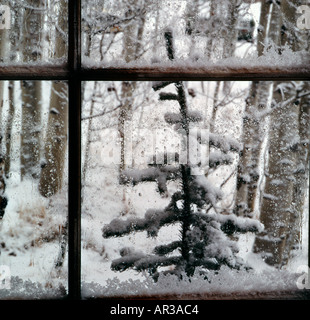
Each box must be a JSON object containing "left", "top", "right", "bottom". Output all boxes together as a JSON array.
[{"left": 0, "top": 0, "right": 309, "bottom": 299}]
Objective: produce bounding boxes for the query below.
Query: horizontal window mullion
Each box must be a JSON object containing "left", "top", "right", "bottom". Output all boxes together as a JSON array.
[
  {"left": 79, "top": 66, "right": 310, "bottom": 81},
  {"left": 0, "top": 65, "right": 70, "bottom": 80},
  {"left": 0, "top": 66, "right": 309, "bottom": 81}
]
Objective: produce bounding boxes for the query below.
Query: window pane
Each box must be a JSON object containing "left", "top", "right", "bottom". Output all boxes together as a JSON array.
[
  {"left": 81, "top": 80, "right": 309, "bottom": 298},
  {"left": 0, "top": 1, "right": 67, "bottom": 65},
  {"left": 82, "top": 0, "right": 309, "bottom": 68},
  {"left": 0, "top": 80, "right": 68, "bottom": 299}
]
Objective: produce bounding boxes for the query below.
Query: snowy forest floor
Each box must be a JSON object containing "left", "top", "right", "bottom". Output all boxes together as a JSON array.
[{"left": 0, "top": 166, "right": 308, "bottom": 299}]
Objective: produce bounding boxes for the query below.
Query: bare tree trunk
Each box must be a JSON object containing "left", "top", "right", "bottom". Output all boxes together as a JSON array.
[
  {"left": 235, "top": 0, "right": 273, "bottom": 217},
  {"left": 0, "top": 25, "right": 8, "bottom": 150},
  {"left": 82, "top": 81, "right": 98, "bottom": 185},
  {"left": 4, "top": 81, "right": 15, "bottom": 176},
  {"left": 0, "top": 156, "right": 7, "bottom": 218},
  {"left": 283, "top": 82, "right": 310, "bottom": 264},
  {"left": 20, "top": 80, "right": 42, "bottom": 180},
  {"left": 0, "top": 12, "right": 9, "bottom": 210},
  {"left": 253, "top": 82, "right": 300, "bottom": 266},
  {"left": 118, "top": 1, "right": 146, "bottom": 214},
  {"left": 0, "top": 80, "right": 5, "bottom": 157},
  {"left": 235, "top": 81, "right": 259, "bottom": 217},
  {"left": 39, "top": 80, "right": 68, "bottom": 197},
  {"left": 39, "top": 0, "right": 68, "bottom": 197},
  {"left": 20, "top": 0, "right": 44, "bottom": 180},
  {"left": 253, "top": 0, "right": 308, "bottom": 266}
]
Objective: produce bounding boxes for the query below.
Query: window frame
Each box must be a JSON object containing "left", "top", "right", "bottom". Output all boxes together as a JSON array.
[{"left": 0, "top": 0, "right": 309, "bottom": 300}]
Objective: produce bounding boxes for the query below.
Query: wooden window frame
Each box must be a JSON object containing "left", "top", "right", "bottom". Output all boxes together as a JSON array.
[{"left": 0, "top": 0, "right": 309, "bottom": 300}]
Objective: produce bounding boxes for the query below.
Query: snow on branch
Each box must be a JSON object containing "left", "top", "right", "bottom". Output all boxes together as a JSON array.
[
  {"left": 199, "top": 212, "right": 264, "bottom": 236},
  {"left": 164, "top": 110, "right": 203, "bottom": 125},
  {"left": 209, "top": 133, "right": 242, "bottom": 153},
  {"left": 154, "top": 241, "right": 182, "bottom": 256},
  {"left": 192, "top": 175, "right": 223, "bottom": 207},
  {"left": 102, "top": 208, "right": 181, "bottom": 239},
  {"left": 209, "top": 151, "right": 233, "bottom": 168},
  {"left": 134, "top": 255, "right": 183, "bottom": 272},
  {"left": 120, "top": 166, "right": 180, "bottom": 195}
]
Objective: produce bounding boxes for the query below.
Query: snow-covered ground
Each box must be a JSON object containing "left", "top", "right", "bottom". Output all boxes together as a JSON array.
[
  {"left": 0, "top": 78, "right": 308, "bottom": 299},
  {"left": 0, "top": 0, "right": 309, "bottom": 298}
]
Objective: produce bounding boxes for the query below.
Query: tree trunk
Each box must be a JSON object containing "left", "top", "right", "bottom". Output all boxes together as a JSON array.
[
  {"left": 235, "top": 0, "right": 273, "bottom": 217},
  {"left": 39, "top": 0, "right": 68, "bottom": 197},
  {"left": 253, "top": 0, "right": 309, "bottom": 266},
  {"left": 20, "top": 0, "right": 44, "bottom": 180},
  {"left": 253, "top": 82, "right": 300, "bottom": 266},
  {"left": 118, "top": 1, "right": 145, "bottom": 213},
  {"left": 20, "top": 80, "right": 42, "bottom": 180},
  {"left": 4, "top": 81, "right": 15, "bottom": 176}
]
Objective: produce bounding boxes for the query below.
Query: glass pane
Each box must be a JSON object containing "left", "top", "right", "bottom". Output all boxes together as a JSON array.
[
  {"left": 0, "top": 1, "right": 67, "bottom": 64},
  {"left": 0, "top": 80, "right": 68, "bottom": 299},
  {"left": 81, "top": 80, "right": 309, "bottom": 298},
  {"left": 82, "top": 0, "right": 309, "bottom": 68}
]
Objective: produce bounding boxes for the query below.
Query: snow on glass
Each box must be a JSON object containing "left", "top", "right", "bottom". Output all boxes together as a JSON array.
[
  {"left": 0, "top": 81, "right": 68, "bottom": 299},
  {"left": 81, "top": 78, "right": 309, "bottom": 297},
  {"left": 82, "top": 0, "right": 309, "bottom": 68},
  {"left": 81, "top": 7, "right": 309, "bottom": 296},
  {"left": 95, "top": 30, "right": 262, "bottom": 289},
  {"left": 0, "top": 0, "right": 67, "bottom": 65}
]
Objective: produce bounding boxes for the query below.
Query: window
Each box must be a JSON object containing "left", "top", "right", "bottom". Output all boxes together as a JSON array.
[{"left": 0, "top": 0, "right": 309, "bottom": 300}]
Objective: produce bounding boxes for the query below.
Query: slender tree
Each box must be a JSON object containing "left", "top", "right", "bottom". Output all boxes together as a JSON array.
[
  {"left": 20, "top": 0, "right": 45, "bottom": 180},
  {"left": 235, "top": 0, "right": 274, "bottom": 217},
  {"left": 102, "top": 31, "right": 263, "bottom": 281},
  {"left": 253, "top": 0, "right": 310, "bottom": 266},
  {"left": 39, "top": 0, "right": 68, "bottom": 197}
]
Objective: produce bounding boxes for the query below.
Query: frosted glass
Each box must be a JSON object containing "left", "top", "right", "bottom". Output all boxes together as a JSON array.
[
  {"left": 0, "top": 1, "right": 67, "bottom": 65},
  {"left": 81, "top": 80, "right": 309, "bottom": 298},
  {"left": 0, "top": 81, "right": 68, "bottom": 299},
  {"left": 82, "top": 0, "right": 309, "bottom": 68}
]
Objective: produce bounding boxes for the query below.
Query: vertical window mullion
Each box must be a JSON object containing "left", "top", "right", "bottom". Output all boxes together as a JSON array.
[{"left": 68, "top": 0, "right": 81, "bottom": 300}]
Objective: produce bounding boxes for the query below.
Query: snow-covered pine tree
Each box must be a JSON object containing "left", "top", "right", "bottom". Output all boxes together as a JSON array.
[{"left": 102, "top": 30, "right": 263, "bottom": 281}]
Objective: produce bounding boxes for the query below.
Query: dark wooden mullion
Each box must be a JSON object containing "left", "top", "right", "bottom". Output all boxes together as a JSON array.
[
  {"left": 0, "top": 65, "right": 309, "bottom": 81},
  {"left": 80, "top": 66, "right": 310, "bottom": 81},
  {"left": 0, "top": 65, "right": 70, "bottom": 80},
  {"left": 68, "top": 0, "right": 81, "bottom": 300}
]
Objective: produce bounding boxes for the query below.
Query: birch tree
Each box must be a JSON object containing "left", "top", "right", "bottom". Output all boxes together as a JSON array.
[
  {"left": 235, "top": 0, "right": 274, "bottom": 217},
  {"left": 20, "top": 0, "right": 44, "bottom": 180},
  {"left": 39, "top": 0, "right": 68, "bottom": 197},
  {"left": 253, "top": 0, "right": 310, "bottom": 266}
]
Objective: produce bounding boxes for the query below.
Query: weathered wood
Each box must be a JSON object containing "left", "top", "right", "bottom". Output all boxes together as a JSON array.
[
  {"left": 0, "top": 64, "right": 309, "bottom": 81},
  {"left": 80, "top": 66, "right": 310, "bottom": 81},
  {"left": 91, "top": 289, "right": 310, "bottom": 300},
  {"left": 0, "top": 64, "right": 69, "bottom": 80}
]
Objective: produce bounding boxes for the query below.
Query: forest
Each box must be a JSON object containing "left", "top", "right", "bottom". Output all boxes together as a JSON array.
[{"left": 0, "top": 0, "right": 309, "bottom": 298}]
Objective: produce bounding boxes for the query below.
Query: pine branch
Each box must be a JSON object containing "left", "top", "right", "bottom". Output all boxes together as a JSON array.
[
  {"left": 120, "top": 166, "right": 180, "bottom": 195},
  {"left": 111, "top": 251, "right": 146, "bottom": 272},
  {"left": 154, "top": 241, "right": 182, "bottom": 256},
  {"left": 209, "top": 151, "right": 233, "bottom": 168},
  {"left": 102, "top": 208, "right": 181, "bottom": 238},
  {"left": 134, "top": 255, "right": 183, "bottom": 271},
  {"left": 159, "top": 92, "right": 179, "bottom": 101},
  {"left": 209, "top": 133, "right": 242, "bottom": 153}
]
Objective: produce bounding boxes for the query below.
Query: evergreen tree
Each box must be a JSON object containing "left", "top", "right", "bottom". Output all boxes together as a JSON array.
[{"left": 102, "top": 31, "right": 263, "bottom": 281}]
